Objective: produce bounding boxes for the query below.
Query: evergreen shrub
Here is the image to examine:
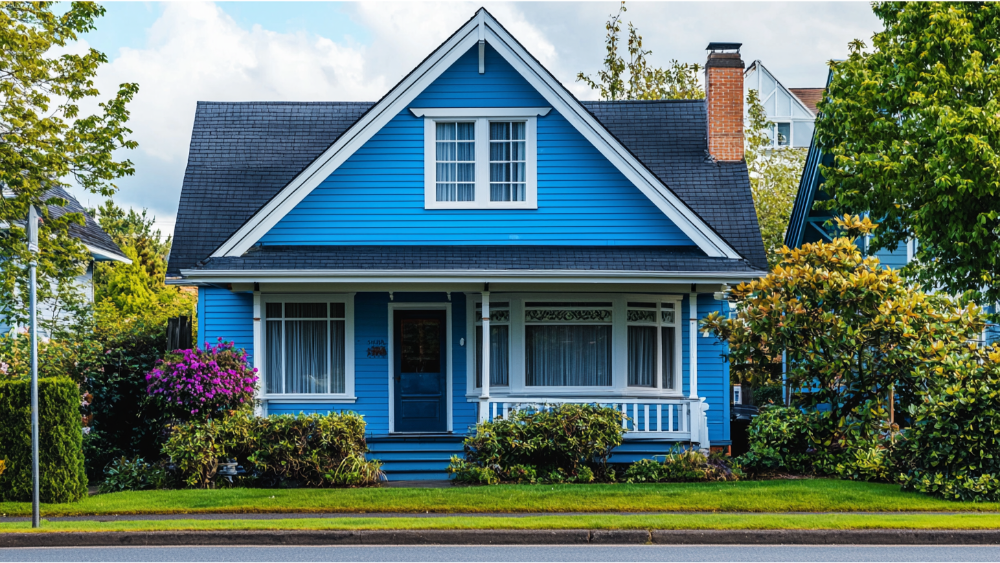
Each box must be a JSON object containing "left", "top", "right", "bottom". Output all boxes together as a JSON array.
[
  {"left": 0, "top": 378, "right": 87, "bottom": 502},
  {"left": 448, "top": 403, "right": 625, "bottom": 484},
  {"left": 162, "top": 411, "right": 382, "bottom": 488}
]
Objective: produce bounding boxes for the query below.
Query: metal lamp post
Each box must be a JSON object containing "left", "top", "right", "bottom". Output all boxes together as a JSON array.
[{"left": 27, "top": 205, "right": 40, "bottom": 528}]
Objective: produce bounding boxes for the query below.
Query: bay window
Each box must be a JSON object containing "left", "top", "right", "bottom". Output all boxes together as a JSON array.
[{"left": 263, "top": 296, "right": 354, "bottom": 398}]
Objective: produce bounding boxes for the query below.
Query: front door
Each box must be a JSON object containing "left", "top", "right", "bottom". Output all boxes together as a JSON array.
[{"left": 393, "top": 309, "right": 447, "bottom": 433}]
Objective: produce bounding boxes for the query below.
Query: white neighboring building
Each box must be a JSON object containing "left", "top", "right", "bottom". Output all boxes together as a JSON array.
[{"left": 744, "top": 60, "right": 823, "bottom": 149}]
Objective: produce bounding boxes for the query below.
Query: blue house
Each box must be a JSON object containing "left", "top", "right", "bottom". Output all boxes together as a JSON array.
[{"left": 166, "top": 10, "right": 767, "bottom": 480}]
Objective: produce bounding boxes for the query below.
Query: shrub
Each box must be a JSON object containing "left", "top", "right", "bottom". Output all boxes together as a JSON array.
[
  {"left": 899, "top": 347, "right": 1000, "bottom": 502},
  {"left": 162, "top": 411, "right": 382, "bottom": 488},
  {"left": 448, "top": 403, "right": 626, "bottom": 484},
  {"left": 146, "top": 339, "right": 258, "bottom": 420},
  {"left": 98, "top": 456, "right": 170, "bottom": 493},
  {"left": 0, "top": 378, "right": 87, "bottom": 503},
  {"left": 738, "top": 406, "right": 814, "bottom": 475},
  {"left": 835, "top": 438, "right": 900, "bottom": 484},
  {"left": 624, "top": 449, "right": 741, "bottom": 483}
]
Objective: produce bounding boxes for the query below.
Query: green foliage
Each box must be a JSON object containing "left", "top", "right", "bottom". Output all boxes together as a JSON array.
[
  {"left": 745, "top": 89, "right": 808, "bottom": 268},
  {"left": 816, "top": 3, "right": 1000, "bottom": 304},
  {"left": 98, "top": 456, "right": 169, "bottom": 493},
  {"left": 702, "top": 215, "right": 985, "bottom": 442},
  {"left": 899, "top": 345, "right": 1000, "bottom": 502},
  {"left": 577, "top": 1, "right": 703, "bottom": 101},
  {"left": 0, "top": 378, "right": 87, "bottom": 503},
  {"left": 94, "top": 201, "right": 195, "bottom": 321},
  {"left": 0, "top": 2, "right": 138, "bottom": 334},
  {"left": 162, "top": 412, "right": 382, "bottom": 489},
  {"left": 448, "top": 404, "right": 626, "bottom": 484},
  {"left": 738, "top": 406, "right": 815, "bottom": 475},
  {"left": 624, "top": 449, "right": 741, "bottom": 483}
]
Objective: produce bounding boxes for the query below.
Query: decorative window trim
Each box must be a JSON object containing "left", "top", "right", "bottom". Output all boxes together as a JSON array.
[
  {"left": 466, "top": 293, "right": 686, "bottom": 398},
  {"left": 422, "top": 112, "right": 539, "bottom": 210},
  {"left": 258, "top": 293, "right": 355, "bottom": 400}
]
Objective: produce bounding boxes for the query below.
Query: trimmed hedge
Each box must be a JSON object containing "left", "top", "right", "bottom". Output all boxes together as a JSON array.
[{"left": 0, "top": 378, "right": 87, "bottom": 503}]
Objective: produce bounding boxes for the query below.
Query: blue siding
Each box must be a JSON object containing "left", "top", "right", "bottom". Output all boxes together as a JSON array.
[
  {"left": 260, "top": 44, "right": 694, "bottom": 248},
  {"left": 697, "top": 294, "right": 730, "bottom": 445},
  {"left": 198, "top": 287, "right": 253, "bottom": 361},
  {"left": 874, "top": 240, "right": 909, "bottom": 270}
]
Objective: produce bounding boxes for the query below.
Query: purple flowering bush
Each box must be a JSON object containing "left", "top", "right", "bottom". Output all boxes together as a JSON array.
[{"left": 146, "top": 338, "right": 258, "bottom": 420}]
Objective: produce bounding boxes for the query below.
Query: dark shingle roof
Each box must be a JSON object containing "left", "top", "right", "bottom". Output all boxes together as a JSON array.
[
  {"left": 190, "top": 245, "right": 760, "bottom": 274},
  {"left": 169, "top": 100, "right": 766, "bottom": 274},
  {"left": 581, "top": 100, "right": 766, "bottom": 270},
  {"left": 42, "top": 186, "right": 124, "bottom": 260}
]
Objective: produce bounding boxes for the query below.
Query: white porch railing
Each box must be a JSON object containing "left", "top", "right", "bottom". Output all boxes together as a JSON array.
[{"left": 478, "top": 397, "right": 711, "bottom": 448}]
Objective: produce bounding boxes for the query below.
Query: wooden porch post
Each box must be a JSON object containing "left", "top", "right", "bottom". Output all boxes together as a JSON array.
[
  {"left": 252, "top": 286, "right": 264, "bottom": 416},
  {"left": 479, "top": 291, "right": 490, "bottom": 422}
]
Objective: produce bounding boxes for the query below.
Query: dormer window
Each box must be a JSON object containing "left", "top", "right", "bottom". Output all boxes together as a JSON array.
[{"left": 412, "top": 107, "right": 549, "bottom": 209}]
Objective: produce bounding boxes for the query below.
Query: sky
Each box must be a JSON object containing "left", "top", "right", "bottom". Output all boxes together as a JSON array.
[{"left": 72, "top": 1, "right": 883, "bottom": 237}]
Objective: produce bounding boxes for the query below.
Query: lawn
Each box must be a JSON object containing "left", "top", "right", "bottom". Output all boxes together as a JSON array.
[
  {"left": 1, "top": 479, "right": 997, "bottom": 518},
  {"left": 2, "top": 514, "right": 1000, "bottom": 533}
]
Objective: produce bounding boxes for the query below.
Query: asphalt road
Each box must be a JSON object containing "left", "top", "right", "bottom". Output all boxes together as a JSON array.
[{"left": 1, "top": 545, "right": 1000, "bottom": 562}]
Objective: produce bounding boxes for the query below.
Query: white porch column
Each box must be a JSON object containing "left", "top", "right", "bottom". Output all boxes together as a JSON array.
[
  {"left": 252, "top": 287, "right": 264, "bottom": 416},
  {"left": 479, "top": 291, "right": 490, "bottom": 422},
  {"left": 689, "top": 292, "right": 698, "bottom": 400}
]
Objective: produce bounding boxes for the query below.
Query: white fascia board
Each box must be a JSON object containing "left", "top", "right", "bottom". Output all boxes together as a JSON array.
[
  {"left": 84, "top": 244, "right": 132, "bottom": 264},
  {"left": 180, "top": 268, "right": 766, "bottom": 285},
  {"left": 409, "top": 107, "right": 551, "bottom": 117},
  {"left": 212, "top": 9, "right": 742, "bottom": 262},
  {"left": 212, "top": 18, "right": 482, "bottom": 258}
]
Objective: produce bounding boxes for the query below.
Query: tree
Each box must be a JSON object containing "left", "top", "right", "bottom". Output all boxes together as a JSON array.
[
  {"left": 815, "top": 2, "right": 1000, "bottom": 303},
  {"left": 745, "top": 89, "right": 808, "bottom": 268},
  {"left": 577, "top": 2, "right": 703, "bottom": 101},
  {"left": 0, "top": 2, "right": 138, "bottom": 334},
  {"left": 94, "top": 201, "right": 195, "bottom": 321},
  {"left": 702, "top": 215, "right": 984, "bottom": 439}
]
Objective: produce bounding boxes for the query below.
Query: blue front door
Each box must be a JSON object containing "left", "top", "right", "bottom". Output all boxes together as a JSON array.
[{"left": 393, "top": 310, "right": 448, "bottom": 433}]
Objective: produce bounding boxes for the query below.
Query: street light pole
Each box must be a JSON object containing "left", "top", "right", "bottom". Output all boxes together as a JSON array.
[{"left": 27, "top": 205, "right": 40, "bottom": 529}]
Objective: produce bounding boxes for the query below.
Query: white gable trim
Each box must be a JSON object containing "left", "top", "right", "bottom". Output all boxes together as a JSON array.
[
  {"left": 747, "top": 60, "right": 816, "bottom": 118},
  {"left": 212, "top": 10, "right": 742, "bottom": 261},
  {"left": 410, "top": 107, "right": 550, "bottom": 118}
]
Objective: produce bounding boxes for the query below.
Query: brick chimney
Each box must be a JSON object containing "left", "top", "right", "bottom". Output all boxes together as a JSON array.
[{"left": 705, "top": 42, "right": 745, "bottom": 162}]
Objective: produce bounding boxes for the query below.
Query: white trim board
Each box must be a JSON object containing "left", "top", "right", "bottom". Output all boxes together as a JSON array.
[{"left": 209, "top": 8, "right": 743, "bottom": 262}]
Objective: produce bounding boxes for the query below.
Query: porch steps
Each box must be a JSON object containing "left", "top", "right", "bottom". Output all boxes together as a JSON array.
[
  {"left": 608, "top": 441, "right": 679, "bottom": 464},
  {"left": 366, "top": 436, "right": 465, "bottom": 481}
]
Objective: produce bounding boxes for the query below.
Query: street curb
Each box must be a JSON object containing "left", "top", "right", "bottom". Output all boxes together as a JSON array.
[{"left": 1, "top": 529, "right": 1000, "bottom": 547}]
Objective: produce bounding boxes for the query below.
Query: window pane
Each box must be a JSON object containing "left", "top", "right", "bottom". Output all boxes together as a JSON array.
[
  {"left": 490, "top": 122, "right": 509, "bottom": 140},
  {"left": 627, "top": 309, "right": 655, "bottom": 323},
  {"left": 437, "top": 162, "right": 455, "bottom": 182},
  {"left": 436, "top": 141, "right": 456, "bottom": 161},
  {"left": 265, "top": 320, "right": 282, "bottom": 394},
  {"left": 331, "top": 320, "right": 346, "bottom": 394},
  {"left": 475, "top": 324, "right": 509, "bottom": 387},
  {"left": 437, "top": 183, "right": 456, "bottom": 202},
  {"left": 525, "top": 325, "right": 611, "bottom": 386},
  {"left": 489, "top": 121, "right": 527, "bottom": 202},
  {"left": 457, "top": 162, "right": 475, "bottom": 182},
  {"left": 400, "top": 319, "right": 441, "bottom": 373},
  {"left": 662, "top": 326, "right": 676, "bottom": 390},
  {"left": 285, "top": 303, "right": 326, "bottom": 318},
  {"left": 456, "top": 142, "right": 475, "bottom": 161},
  {"left": 436, "top": 122, "right": 456, "bottom": 140},
  {"left": 456, "top": 184, "right": 474, "bottom": 201},
  {"left": 285, "top": 320, "right": 328, "bottom": 393},
  {"left": 628, "top": 326, "right": 656, "bottom": 387},
  {"left": 511, "top": 122, "right": 525, "bottom": 140},
  {"left": 777, "top": 122, "right": 791, "bottom": 146},
  {"left": 265, "top": 303, "right": 282, "bottom": 319},
  {"left": 330, "top": 303, "right": 346, "bottom": 318},
  {"left": 457, "top": 122, "right": 475, "bottom": 140}
]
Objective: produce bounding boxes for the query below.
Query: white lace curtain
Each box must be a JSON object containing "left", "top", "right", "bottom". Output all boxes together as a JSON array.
[
  {"left": 265, "top": 303, "right": 346, "bottom": 394},
  {"left": 525, "top": 325, "right": 611, "bottom": 386}
]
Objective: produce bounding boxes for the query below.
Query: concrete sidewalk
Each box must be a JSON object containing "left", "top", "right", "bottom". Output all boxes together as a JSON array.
[{"left": 1, "top": 529, "right": 1000, "bottom": 547}]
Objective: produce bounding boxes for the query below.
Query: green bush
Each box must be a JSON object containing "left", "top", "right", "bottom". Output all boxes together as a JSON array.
[
  {"left": 162, "top": 411, "right": 382, "bottom": 488},
  {"left": 448, "top": 403, "right": 626, "bottom": 484},
  {"left": 0, "top": 378, "right": 87, "bottom": 503},
  {"left": 624, "top": 449, "right": 741, "bottom": 483},
  {"left": 738, "top": 406, "right": 815, "bottom": 475},
  {"left": 98, "top": 456, "right": 170, "bottom": 493},
  {"left": 899, "top": 348, "right": 1000, "bottom": 502}
]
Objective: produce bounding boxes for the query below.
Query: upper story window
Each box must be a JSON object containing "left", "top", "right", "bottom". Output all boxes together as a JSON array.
[{"left": 412, "top": 107, "right": 549, "bottom": 210}]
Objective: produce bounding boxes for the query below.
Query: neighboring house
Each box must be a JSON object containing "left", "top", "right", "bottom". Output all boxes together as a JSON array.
[
  {"left": 0, "top": 186, "right": 131, "bottom": 335},
  {"left": 743, "top": 60, "right": 822, "bottom": 149},
  {"left": 166, "top": 10, "right": 767, "bottom": 480}
]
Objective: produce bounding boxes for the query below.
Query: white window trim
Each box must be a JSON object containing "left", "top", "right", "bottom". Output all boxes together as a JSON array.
[
  {"left": 465, "top": 293, "right": 686, "bottom": 399},
  {"left": 422, "top": 112, "right": 539, "bottom": 210},
  {"left": 258, "top": 293, "right": 356, "bottom": 401}
]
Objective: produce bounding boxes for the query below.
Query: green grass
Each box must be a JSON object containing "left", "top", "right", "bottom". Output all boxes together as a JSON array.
[
  {"left": 1, "top": 480, "right": 997, "bottom": 518},
  {"left": 1, "top": 514, "right": 1000, "bottom": 533}
]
